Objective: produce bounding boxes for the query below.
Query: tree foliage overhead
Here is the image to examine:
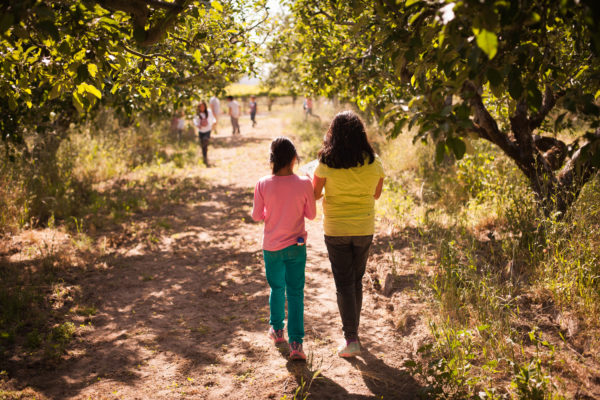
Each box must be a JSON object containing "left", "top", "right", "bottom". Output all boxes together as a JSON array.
[
  {"left": 274, "top": 0, "right": 600, "bottom": 215},
  {"left": 0, "top": 0, "right": 266, "bottom": 152}
]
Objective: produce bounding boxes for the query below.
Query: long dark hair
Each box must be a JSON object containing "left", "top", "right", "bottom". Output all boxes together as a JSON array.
[
  {"left": 270, "top": 136, "right": 297, "bottom": 174},
  {"left": 318, "top": 111, "right": 375, "bottom": 169},
  {"left": 197, "top": 101, "right": 208, "bottom": 117}
]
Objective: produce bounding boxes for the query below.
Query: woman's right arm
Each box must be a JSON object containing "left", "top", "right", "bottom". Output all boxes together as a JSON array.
[
  {"left": 374, "top": 177, "right": 384, "bottom": 200},
  {"left": 312, "top": 175, "right": 326, "bottom": 200}
]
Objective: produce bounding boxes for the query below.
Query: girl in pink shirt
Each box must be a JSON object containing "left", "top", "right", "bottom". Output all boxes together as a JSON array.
[{"left": 252, "top": 137, "right": 316, "bottom": 360}]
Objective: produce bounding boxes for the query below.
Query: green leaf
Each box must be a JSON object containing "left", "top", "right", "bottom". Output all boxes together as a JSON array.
[
  {"left": 137, "top": 86, "right": 150, "bottom": 98},
  {"left": 473, "top": 28, "right": 498, "bottom": 60},
  {"left": 435, "top": 141, "right": 446, "bottom": 164},
  {"left": 87, "top": 63, "right": 98, "bottom": 78},
  {"left": 211, "top": 1, "right": 223, "bottom": 12},
  {"left": 77, "top": 83, "right": 101, "bottom": 99},
  {"left": 48, "top": 83, "right": 63, "bottom": 100},
  {"left": 406, "top": 0, "right": 421, "bottom": 7},
  {"left": 85, "top": 84, "right": 102, "bottom": 99},
  {"left": 72, "top": 92, "right": 84, "bottom": 114},
  {"left": 193, "top": 49, "right": 202, "bottom": 65},
  {"left": 486, "top": 68, "right": 502, "bottom": 87},
  {"left": 36, "top": 20, "right": 60, "bottom": 42},
  {"left": 526, "top": 81, "right": 542, "bottom": 111},
  {"left": 76, "top": 64, "right": 89, "bottom": 82},
  {"left": 391, "top": 119, "right": 407, "bottom": 138},
  {"left": 508, "top": 69, "right": 523, "bottom": 100},
  {"left": 447, "top": 137, "right": 466, "bottom": 159},
  {"left": 526, "top": 11, "right": 541, "bottom": 25}
]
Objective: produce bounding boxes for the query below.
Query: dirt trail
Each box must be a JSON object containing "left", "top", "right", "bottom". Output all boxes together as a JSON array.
[{"left": 4, "top": 109, "right": 431, "bottom": 399}]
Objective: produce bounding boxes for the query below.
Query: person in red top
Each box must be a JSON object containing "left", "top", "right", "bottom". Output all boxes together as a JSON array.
[{"left": 252, "top": 137, "right": 316, "bottom": 360}]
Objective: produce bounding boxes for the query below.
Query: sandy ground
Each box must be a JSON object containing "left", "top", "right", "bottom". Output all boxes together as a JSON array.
[{"left": 1, "top": 108, "right": 432, "bottom": 399}]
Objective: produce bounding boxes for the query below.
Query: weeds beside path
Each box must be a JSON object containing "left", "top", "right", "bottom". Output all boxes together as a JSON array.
[{"left": 1, "top": 109, "right": 427, "bottom": 399}]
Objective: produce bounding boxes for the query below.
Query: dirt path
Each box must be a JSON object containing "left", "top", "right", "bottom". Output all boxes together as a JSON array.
[{"left": 4, "top": 109, "right": 431, "bottom": 399}]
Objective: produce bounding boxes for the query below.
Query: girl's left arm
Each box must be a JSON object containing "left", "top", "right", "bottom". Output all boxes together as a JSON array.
[
  {"left": 251, "top": 181, "right": 265, "bottom": 221},
  {"left": 374, "top": 177, "right": 384, "bottom": 200}
]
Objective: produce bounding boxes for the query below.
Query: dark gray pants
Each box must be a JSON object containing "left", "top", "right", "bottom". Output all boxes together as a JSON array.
[
  {"left": 324, "top": 235, "right": 373, "bottom": 340},
  {"left": 230, "top": 116, "right": 240, "bottom": 135}
]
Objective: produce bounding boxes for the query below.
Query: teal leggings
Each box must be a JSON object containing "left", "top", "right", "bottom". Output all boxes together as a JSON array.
[{"left": 263, "top": 244, "right": 306, "bottom": 344}]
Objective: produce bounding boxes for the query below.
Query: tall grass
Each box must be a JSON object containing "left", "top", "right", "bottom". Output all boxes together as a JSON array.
[
  {"left": 379, "top": 132, "right": 599, "bottom": 398},
  {"left": 0, "top": 108, "right": 192, "bottom": 232}
]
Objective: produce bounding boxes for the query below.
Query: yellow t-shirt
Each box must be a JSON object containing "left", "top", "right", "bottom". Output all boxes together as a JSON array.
[{"left": 314, "top": 155, "right": 385, "bottom": 236}]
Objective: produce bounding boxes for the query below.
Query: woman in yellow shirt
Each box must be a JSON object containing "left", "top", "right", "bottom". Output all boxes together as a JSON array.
[{"left": 312, "top": 110, "right": 384, "bottom": 358}]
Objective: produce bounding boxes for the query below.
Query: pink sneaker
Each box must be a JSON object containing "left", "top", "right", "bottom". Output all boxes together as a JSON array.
[
  {"left": 268, "top": 327, "right": 286, "bottom": 344},
  {"left": 289, "top": 342, "right": 306, "bottom": 360}
]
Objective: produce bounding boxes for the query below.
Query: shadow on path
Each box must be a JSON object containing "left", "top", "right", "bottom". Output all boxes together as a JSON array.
[{"left": 2, "top": 173, "right": 270, "bottom": 398}]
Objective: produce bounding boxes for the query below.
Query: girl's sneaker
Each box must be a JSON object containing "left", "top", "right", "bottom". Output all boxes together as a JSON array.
[
  {"left": 289, "top": 342, "right": 306, "bottom": 360},
  {"left": 338, "top": 339, "right": 361, "bottom": 358},
  {"left": 268, "top": 327, "right": 286, "bottom": 344}
]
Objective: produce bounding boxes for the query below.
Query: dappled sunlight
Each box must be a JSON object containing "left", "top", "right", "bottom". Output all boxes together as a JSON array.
[{"left": 1, "top": 107, "right": 427, "bottom": 399}]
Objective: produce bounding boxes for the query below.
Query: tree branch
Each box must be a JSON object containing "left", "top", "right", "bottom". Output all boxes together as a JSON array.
[
  {"left": 528, "top": 86, "right": 564, "bottom": 131},
  {"left": 510, "top": 99, "right": 534, "bottom": 161},
  {"left": 556, "top": 129, "right": 600, "bottom": 212},
  {"left": 307, "top": 7, "right": 355, "bottom": 26},
  {"left": 533, "top": 134, "right": 568, "bottom": 170},
  {"left": 463, "top": 80, "right": 519, "bottom": 159},
  {"left": 139, "top": 0, "right": 188, "bottom": 46},
  {"left": 229, "top": 8, "right": 269, "bottom": 44},
  {"left": 95, "top": 0, "right": 191, "bottom": 47},
  {"left": 122, "top": 45, "right": 169, "bottom": 59}
]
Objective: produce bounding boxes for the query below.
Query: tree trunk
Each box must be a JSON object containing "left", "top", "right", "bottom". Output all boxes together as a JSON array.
[{"left": 464, "top": 81, "right": 600, "bottom": 218}]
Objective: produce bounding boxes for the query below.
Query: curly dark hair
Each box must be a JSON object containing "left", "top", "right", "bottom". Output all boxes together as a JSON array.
[
  {"left": 270, "top": 136, "right": 297, "bottom": 174},
  {"left": 318, "top": 111, "right": 375, "bottom": 169}
]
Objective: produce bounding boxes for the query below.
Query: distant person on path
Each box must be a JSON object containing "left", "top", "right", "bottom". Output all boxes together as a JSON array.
[
  {"left": 249, "top": 95, "right": 257, "bottom": 127},
  {"left": 252, "top": 137, "right": 317, "bottom": 361},
  {"left": 312, "top": 111, "right": 385, "bottom": 358},
  {"left": 209, "top": 95, "right": 220, "bottom": 134},
  {"left": 193, "top": 101, "right": 216, "bottom": 166},
  {"left": 303, "top": 97, "right": 312, "bottom": 120},
  {"left": 303, "top": 97, "right": 320, "bottom": 121},
  {"left": 227, "top": 95, "right": 241, "bottom": 135}
]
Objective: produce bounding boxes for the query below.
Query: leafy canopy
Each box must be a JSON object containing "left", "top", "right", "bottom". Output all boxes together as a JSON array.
[
  {"left": 274, "top": 0, "right": 600, "bottom": 213},
  {"left": 1, "top": 0, "right": 267, "bottom": 148}
]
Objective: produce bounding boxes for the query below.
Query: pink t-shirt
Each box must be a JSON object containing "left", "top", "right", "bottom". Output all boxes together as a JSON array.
[{"left": 252, "top": 174, "right": 317, "bottom": 251}]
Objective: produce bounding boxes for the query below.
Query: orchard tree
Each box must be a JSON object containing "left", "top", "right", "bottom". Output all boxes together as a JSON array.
[
  {"left": 0, "top": 0, "right": 266, "bottom": 223},
  {"left": 278, "top": 0, "right": 600, "bottom": 216},
  {"left": 0, "top": 0, "right": 266, "bottom": 155}
]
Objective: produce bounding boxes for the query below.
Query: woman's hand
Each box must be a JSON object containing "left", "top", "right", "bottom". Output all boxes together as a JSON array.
[{"left": 312, "top": 175, "right": 326, "bottom": 200}]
